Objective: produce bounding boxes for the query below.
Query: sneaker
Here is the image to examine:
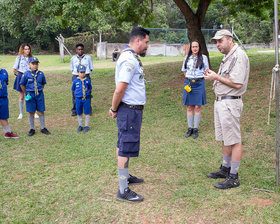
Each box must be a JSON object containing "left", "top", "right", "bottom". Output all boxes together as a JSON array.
[
  {"left": 185, "top": 128, "right": 193, "bottom": 138},
  {"left": 192, "top": 128, "right": 198, "bottom": 139},
  {"left": 4, "top": 132, "right": 19, "bottom": 139},
  {"left": 84, "top": 126, "right": 90, "bottom": 132},
  {"left": 127, "top": 174, "right": 144, "bottom": 185},
  {"left": 41, "top": 128, "right": 51, "bottom": 135},
  {"left": 17, "top": 113, "right": 23, "bottom": 119},
  {"left": 117, "top": 187, "right": 144, "bottom": 202},
  {"left": 214, "top": 173, "right": 240, "bottom": 189},
  {"left": 28, "top": 129, "right": 35, "bottom": 136},
  {"left": 77, "top": 126, "right": 83, "bottom": 132},
  {"left": 206, "top": 165, "right": 230, "bottom": 179},
  {"left": 72, "top": 112, "right": 77, "bottom": 116},
  {"left": 34, "top": 113, "right": 39, "bottom": 118}
]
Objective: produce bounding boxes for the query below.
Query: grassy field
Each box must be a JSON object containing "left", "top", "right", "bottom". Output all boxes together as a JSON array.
[{"left": 0, "top": 52, "right": 279, "bottom": 223}]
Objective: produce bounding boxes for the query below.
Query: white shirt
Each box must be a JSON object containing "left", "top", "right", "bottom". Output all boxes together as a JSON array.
[
  {"left": 70, "top": 54, "right": 93, "bottom": 75},
  {"left": 115, "top": 50, "right": 146, "bottom": 105}
]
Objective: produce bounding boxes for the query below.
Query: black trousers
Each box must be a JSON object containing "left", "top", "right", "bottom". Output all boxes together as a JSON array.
[{"left": 72, "top": 74, "right": 92, "bottom": 114}]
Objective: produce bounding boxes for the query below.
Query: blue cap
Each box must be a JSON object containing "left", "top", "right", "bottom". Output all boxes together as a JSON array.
[
  {"left": 77, "top": 65, "right": 86, "bottom": 73},
  {"left": 29, "top": 57, "right": 40, "bottom": 63}
]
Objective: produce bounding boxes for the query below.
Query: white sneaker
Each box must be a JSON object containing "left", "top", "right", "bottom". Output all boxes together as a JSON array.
[
  {"left": 35, "top": 113, "right": 39, "bottom": 118},
  {"left": 17, "top": 113, "right": 23, "bottom": 119}
]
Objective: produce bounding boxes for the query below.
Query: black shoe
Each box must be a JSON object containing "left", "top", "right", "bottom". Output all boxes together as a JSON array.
[
  {"left": 41, "top": 128, "right": 51, "bottom": 135},
  {"left": 77, "top": 126, "right": 83, "bottom": 132},
  {"left": 192, "top": 128, "right": 198, "bottom": 139},
  {"left": 28, "top": 129, "right": 35, "bottom": 136},
  {"left": 72, "top": 112, "right": 77, "bottom": 116},
  {"left": 127, "top": 174, "right": 144, "bottom": 185},
  {"left": 214, "top": 173, "right": 240, "bottom": 189},
  {"left": 84, "top": 126, "right": 90, "bottom": 132},
  {"left": 117, "top": 187, "right": 144, "bottom": 202},
  {"left": 185, "top": 128, "right": 193, "bottom": 138},
  {"left": 206, "top": 165, "right": 230, "bottom": 179}
]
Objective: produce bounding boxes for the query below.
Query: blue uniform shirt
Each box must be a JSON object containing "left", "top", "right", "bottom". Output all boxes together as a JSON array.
[
  {"left": 181, "top": 54, "right": 209, "bottom": 79},
  {"left": 20, "top": 70, "right": 46, "bottom": 92},
  {"left": 70, "top": 55, "right": 93, "bottom": 75},
  {"left": 0, "top": 68, "right": 8, "bottom": 97},
  {"left": 72, "top": 77, "right": 92, "bottom": 98},
  {"left": 115, "top": 49, "right": 146, "bottom": 105},
  {"left": 13, "top": 55, "right": 30, "bottom": 73}
]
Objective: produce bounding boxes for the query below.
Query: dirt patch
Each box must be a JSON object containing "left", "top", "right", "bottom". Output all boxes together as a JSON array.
[
  {"left": 249, "top": 197, "right": 275, "bottom": 207},
  {"left": 13, "top": 175, "right": 24, "bottom": 179}
]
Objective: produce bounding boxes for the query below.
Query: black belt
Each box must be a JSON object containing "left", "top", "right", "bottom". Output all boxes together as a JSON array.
[
  {"left": 186, "top": 77, "right": 204, "bottom": 82},
  {"left": 120, "top": 102, "right": 144, "bottom": 110},
  {"left": 215, "top": 95, "right": 241, "bottom": 101}
]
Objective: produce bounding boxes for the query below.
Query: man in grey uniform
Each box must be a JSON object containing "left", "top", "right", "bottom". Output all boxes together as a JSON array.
[
  {"left": 109, "top": 27, "right": 149, "bottom": 202},
  {"left": 204, "top": 30, "right": 250, "bottom": 189}
]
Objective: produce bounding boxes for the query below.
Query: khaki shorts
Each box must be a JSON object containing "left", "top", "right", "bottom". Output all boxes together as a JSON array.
[{"left": 214, "top": 99, "right": 243, "bottom": 146}]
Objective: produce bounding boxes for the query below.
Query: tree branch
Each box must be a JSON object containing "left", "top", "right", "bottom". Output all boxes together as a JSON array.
[
  {"left": 197, "top": 0, "right": 212, "bottom": 25},
  {"left": 172, "top": 0, "right": 195, "bottom": 24}
]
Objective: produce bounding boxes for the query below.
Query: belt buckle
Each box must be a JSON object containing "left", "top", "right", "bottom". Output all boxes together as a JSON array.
[{"left": 191, "top": 79, "right": 196, "bottom": 83}]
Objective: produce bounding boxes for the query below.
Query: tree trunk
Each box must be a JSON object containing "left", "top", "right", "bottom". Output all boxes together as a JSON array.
[{"left": 173, "top": 0, "right": 212, "bottom": 66}]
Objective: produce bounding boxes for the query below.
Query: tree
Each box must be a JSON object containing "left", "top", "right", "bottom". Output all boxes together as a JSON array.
[{"left": 172, "top": 0, "right": 274, "bottom": 59}]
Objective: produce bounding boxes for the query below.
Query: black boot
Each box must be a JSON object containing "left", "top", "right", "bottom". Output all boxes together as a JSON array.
[
  {"left": 214, "top": 173, "right": 240, "bottom": 189},
  {"left": 185, "top": 128, "right": 193, "bottom": 138},
  {"left": 192, "top": 128, "right": 198, "bottom": 139},
  {"left": 206, "top": 165, "right": 230, "bottom": 179}
]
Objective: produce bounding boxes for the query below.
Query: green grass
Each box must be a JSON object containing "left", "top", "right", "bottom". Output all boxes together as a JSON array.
[{"left": 0, "top": 52, "right": 279, "bottom": 223}]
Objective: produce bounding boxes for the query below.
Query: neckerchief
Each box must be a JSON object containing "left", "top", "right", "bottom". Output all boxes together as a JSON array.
[
  {"left": 122, "top": 48, "right": 143, "bottom": 67},
  {"left": 77, "top": 54, "right": 85, "bottom": 65},
  {"left": 31, "top": 70, "right": 39, "bottom": 95},
  {"left": 78, "top": 77, "right": 87, "bottom": 99},
  {"left": 190, "top": 56, "right": 198, "bottom": 77}
]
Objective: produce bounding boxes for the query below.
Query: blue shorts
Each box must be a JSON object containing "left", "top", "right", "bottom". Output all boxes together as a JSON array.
[
  {"left": 0, "top": 97, "right": 9, "bottom": 120},
  {"left": 117, "top": 105, "right": 143, "bottom": 157},
  {"left": 75, "top": 97, "right": 91, "bottom": 115},
  {"left": 26, "top": 91, "right": 45, "bottom": 113},
  {"left": 13, "top": 72, "right": 23, "bottom": 92},
  {"left": 183, "top": 79, "right": 206, "bottom": 106}
]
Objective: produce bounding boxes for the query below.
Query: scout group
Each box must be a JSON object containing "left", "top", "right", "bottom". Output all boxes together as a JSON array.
[
  {"left": 0, "top": 43, "right": 93, "bottom": 138},
  {"left": 1, "top": 27, "right": 250, "bottom": 203}
]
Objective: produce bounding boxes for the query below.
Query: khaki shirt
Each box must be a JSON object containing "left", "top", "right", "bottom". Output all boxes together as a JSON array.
[{"left": 214, "top": 44, "right": 250, "bottom": 96}]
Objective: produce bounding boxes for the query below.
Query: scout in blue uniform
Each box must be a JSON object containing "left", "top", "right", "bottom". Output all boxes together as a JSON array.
[
  {"left": 0, "top": 68, "right": 19, "bottom": 138},
  {"left": 20, "top": 57, "right": 51, "bottom": 136},
  {"left": 72, "top": 65, "right": 92, "bottom": 132},
  {"left": 70, "top": 43, "right": 94, "bottom": 116},
  {"left": 109, "top": 27, "right": 150, "bottom": 202}
]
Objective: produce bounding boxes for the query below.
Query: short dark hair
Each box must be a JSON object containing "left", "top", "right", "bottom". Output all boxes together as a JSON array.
[
  {"left": 129, "top": 27, "right": 150, "bottom": 42},
  {"left": 76, "top": 43, "right": 84, "bottom": 49}
]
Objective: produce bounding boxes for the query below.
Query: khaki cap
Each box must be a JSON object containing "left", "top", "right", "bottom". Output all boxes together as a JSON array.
[{"left": 211, "top": 29, "right": 233, "bottom": 42}]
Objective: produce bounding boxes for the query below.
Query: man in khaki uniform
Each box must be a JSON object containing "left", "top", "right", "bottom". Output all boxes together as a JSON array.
[{"left": 204, "top": 30, "right": 250, "bottom": 189}]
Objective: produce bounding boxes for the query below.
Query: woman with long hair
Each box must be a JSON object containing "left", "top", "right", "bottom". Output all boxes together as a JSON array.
[
  {"left": 13, "top": 43, "right": 34, "bottom": 119},
  {"left": 182, "top": 40, "right": 209, "bottom": 139}
]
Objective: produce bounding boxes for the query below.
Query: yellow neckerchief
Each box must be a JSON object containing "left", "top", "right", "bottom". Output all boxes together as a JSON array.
[
  {"left": 31, "top": 70, "right": 39, "bottom": 95},
  {"left": 0, "top": 69, "right": 2, "bottom": 89},
  {"left": 77, "top": 77, "right": 87, "bottom": 99}
]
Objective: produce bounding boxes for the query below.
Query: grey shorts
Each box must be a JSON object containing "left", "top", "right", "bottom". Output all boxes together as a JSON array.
[{"left": 214, "top": 99, "right": 243, "bottom": 146}]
